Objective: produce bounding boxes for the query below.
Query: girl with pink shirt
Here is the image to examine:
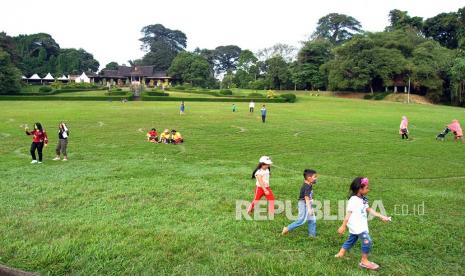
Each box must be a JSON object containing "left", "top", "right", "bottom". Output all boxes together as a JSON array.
[
  {"left": 399, "top": 116, "right": 409, "bottom": 140},
  {"left": 448, "top": 119, "right": 464, "bottom": 143}
]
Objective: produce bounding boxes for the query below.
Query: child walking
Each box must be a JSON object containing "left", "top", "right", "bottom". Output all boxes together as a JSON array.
[
  {"left": 282, "top": 169, "right": 318, "bottom": 237},
  {"left": 25, "top": 122, "right": 48, "bottom": 164},
  {"left": 399, "top": 116, "right": 409, "bottom": 140},
  {"left": 180, "top": 101, "right": 185, "bottom": 115},
  {"left": 53, "top": 122, "right": 69, "bottom": 161},
  {"left": 260, "top": 105, "right": 267, "bottom": 123},
  {"left": 247, "top": 156, "right": 275, "bottom": 215},
  {"left": 335, "top": 177, "right": 391, "bottom": 270}
]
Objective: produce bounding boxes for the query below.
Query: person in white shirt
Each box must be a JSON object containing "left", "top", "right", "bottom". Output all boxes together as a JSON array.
[
  {"left": 335, "top": 177, "right": 391, "bottom": 271},
  {"left": 247, "top": 156, "right": 274, "bottom": 215},
  {"left": 249, "top": 100, "right": 255, "bottom": 113}
]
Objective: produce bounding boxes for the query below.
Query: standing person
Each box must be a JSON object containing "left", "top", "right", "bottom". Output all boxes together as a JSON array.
[
  {"left": 25, "top": 123, "right": 48, "bottom": 164},
  {"left": 247, "top": 156, "right": 275, "bottom": 216},
  {"left": 261, "top": 105, "right": 267, "bottom": 123},
  {"left": 180, "top": 101, "right": 185, "bottom": 115},
  {"left": 249, "top": 100, "right": 255, "bottom": 113},
  {"left": 448, "top": 119, "right": 464, "bottom": 143},
  {"left": 399, "top": 115, "right": 409, "bottom": 140},
  {"left": 335, "top": 177, "right": 391, "bottom": 270},
  {"left": 282, "top": 169, "right": 318, "bottom": 237},
  {"left": 53, "top": 122, "right": 69, "bottom": 161},
  {"left": 232, "top": 104, "right": 237, "bottom": 112}
]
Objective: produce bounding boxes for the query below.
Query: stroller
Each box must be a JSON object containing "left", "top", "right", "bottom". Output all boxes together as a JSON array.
[{"left": 436, "top": 127, "right": 450, "bottom": 141}]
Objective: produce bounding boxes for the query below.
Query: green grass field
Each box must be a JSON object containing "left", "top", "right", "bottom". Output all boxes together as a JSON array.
[{"left": 0, "top": 96, "right": 464, "bottom": 275}]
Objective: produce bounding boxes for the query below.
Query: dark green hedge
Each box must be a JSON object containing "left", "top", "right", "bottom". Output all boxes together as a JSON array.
[
  {"left": 145, "top": 91, "right": 169, "bottom": 96},
  {"left": 0, "top": 95, "right": 132, "bottom": 101},
  {"left": 141, "top": 96, "right": 286, "bottom": 103}
]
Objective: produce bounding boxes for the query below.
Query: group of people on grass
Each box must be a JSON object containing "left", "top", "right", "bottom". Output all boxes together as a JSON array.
[
  {"left": 232, "top": 101, "right": 268, "bottom": 123},
  {"left": 146, "top": 128, "right": 184, "bottom": 144},
  {"left": 399, "top": 116, "right": 463, "bottom": 143},
  {"left": 247, "top": 156, "right": 390, "bottom": 271},
  {"left": 25, "top": 122, "right": 69, "bottom": 164}
]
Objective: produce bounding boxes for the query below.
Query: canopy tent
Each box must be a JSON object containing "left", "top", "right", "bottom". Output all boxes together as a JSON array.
[
  {"left": 42, "top": 73, "right": 55, "bottom": 82},
  {"left": 21, "top": 76, "right": 27, "bottom": 80},
  {"left": 57, "top": 75, "right": 68, "bottom": 81},
  {"left": 28, "top": 74, "right": 41, "bottom": 80},
  {"left": 75, "top": 72, "right": 90, "bottom": 83}
]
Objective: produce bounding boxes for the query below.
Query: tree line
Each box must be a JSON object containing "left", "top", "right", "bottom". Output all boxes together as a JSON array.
[{"left": 1, "top": 7, "right": 465, "bottom": 105}]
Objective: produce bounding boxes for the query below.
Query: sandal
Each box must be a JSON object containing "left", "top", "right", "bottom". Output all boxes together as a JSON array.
[{"left": 359, "top": 262, "right": 379, "bottom": 270}]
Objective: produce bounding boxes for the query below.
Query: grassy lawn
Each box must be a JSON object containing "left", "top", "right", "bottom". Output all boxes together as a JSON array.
[{"left": 0, "top": 96, "right": 464, "bottom": 274}]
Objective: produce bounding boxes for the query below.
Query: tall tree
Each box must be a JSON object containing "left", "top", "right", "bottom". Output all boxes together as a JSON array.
[
  {"left": 293, "top": 39, "right": 332, "bottom": 90},
  {"left": 312, "top": 13, "right": 362, "bottom": 44},
  {"left": 264, "top": 55, "right": 290, "bottom": 90},
  {"left": 0, "top": 49, "right": 21, "bottom": 94},
  {"left": 213, "top": 45, "right": 242, "bottom": 74},
  {"left": 234, "top": 50, "right": 259, "bottom": 88},
  {"left": 168, "top": 52, "right": 212, "bottom": 87},
  {"left": 105, "top": 61, "right": 119, "bottom": 70},
  {"left": 423, "top": 12, "right": 461, "bottom": 49},
  {"left": 139, "top": 24, "right": 187, "bottom": 71},
  {"left": 256, "top": 43, "right": 297, "bottom": 62},
  {"left": 386, "top": 9, "right": 423, "bottom": 32}
]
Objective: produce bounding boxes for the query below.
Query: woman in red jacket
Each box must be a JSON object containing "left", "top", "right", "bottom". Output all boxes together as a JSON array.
[{"left": 25, "top": 122, "right": 48, "bottom": 164}]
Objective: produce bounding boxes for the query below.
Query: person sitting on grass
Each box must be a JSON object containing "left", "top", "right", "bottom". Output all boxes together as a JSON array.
[
  {"left": 25, "top": 122, "right": 48, "bottom": 164},
  {"left": 282, "top": 169, "right": 318, "bottom": 237},
  {"left": 170, "top": 129, "right": 184, "bottom": 144},
  {"left": 448, "top": 119, "right": 464, "bottom": 143},
  {"left": 399, "top": 116, "right": 409, "bottom": 140},
  {"left": 146, "top": 128, "right": 159, "bottom": 143},
  {"left": 335, "top": 177, "right": 391, "bottom": 271},
  {"left": 160, "top": 129, "right": 171, "bottom": 144}
]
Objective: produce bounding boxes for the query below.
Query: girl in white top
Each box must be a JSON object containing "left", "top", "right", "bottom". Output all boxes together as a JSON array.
[
  {"left": 246, "top": 156, "right": 275, "bottom": 215},
  {"left": 335, "top": 177, "right": 391, "bottom": 271}
]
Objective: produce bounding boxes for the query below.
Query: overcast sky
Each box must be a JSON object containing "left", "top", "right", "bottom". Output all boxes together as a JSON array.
[{"left": 1, "top": 0, "right": 463, "bottom": 69}]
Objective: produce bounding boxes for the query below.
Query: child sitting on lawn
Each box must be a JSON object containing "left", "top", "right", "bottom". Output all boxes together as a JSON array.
[
  {"left": 160, "top": 129, "right": 171, "bottom": 144},
  {"left": 170, "top": 130, "right": 184, "bottom": 144},
  {"left": 146, "top": 128, "right": 159, "bottom": 143}
]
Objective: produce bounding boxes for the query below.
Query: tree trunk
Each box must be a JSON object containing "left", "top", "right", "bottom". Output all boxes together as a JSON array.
[{"left": 370, "top": 84, "right": 374, "bottom": 95}]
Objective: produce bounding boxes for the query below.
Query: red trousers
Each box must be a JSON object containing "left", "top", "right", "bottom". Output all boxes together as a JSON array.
[{"left": 247, "top": 186, "right": 275, "bottom": 215}]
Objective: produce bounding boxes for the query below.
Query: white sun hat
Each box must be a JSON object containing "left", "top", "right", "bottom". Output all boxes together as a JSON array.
[{"left": 259, "top": 156, "right": 273, "bottom": 164}]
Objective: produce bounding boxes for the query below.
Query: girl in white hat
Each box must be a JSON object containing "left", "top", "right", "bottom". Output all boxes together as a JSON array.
[{"left": 247, "top": 156, "right": 275, "bottom": 215}]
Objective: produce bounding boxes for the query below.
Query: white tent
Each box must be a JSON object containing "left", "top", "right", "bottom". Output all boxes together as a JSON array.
[
  {"left": 43, "top": 73, "right": 55, "bottom": 81},
  {"left": 57, "top": 75, "right": 68, "bottom": 81},
  {"left": 28, "top": 74, "right": 42, "bottom": 80},
  {"left": 75, "top": 72, "right": 90, "bottom": 83},
  {"left": 21, "top": 76, "right": 27, "bottom": 80}
]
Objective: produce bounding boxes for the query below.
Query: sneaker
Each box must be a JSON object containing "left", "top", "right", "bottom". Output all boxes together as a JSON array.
[
  {"left": 38, "top": 161, "right": 42, "bottom": 164},
  {"left": 53, "top": 157, "right": 60, "bottom": 161},
  {"left": 31, "top": 160, "right": 38, "bottom": 164},
  {"left": 62, "top": 158, "right": 68, "bottom": 162}
]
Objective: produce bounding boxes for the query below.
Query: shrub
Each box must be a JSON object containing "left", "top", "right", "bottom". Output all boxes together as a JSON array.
[
  {"left": 426, "top": 91, "right": 441, "bottom": 103},
  {"left": 374, "top": 92, "right": 391, "bottom": 101},
  {"left": 39, "top": 86, "right": 53, "bottom": 93},
  {"left": 219, "top": 89, "right": 233, "bottom": 95},
  {"left": 174, "top": 85, "right": 186, "bottom": 90},
  {"left": 279, "top": 93, "right": 297, "bottom": 103},
  {"left": 106, "top": 91, "right": 127, "bottom": 96},
  {"left": 364, "top": 94, "right": 374, "bottom": 100},
  {"left": 266, "top": 90, "right": 278, "bottom": 99}
]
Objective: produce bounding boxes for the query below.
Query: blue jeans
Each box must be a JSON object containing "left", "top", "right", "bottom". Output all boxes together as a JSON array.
[
  {"left": 287, "top": 200, "right": 316, "bottom": 236},
  {"left": 342, "top": 232, "right": 372, "bottom": 254}
]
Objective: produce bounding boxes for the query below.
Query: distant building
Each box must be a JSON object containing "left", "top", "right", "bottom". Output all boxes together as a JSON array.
[{"left": 97, "top": 66, "right": 171, "bottom": 86}]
